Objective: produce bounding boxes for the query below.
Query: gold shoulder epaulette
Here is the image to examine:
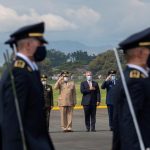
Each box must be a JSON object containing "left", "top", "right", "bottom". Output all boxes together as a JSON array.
[
  {"left": 129, "top": 70, "right": 140, "bottom": 78},
  {"left": 14, "top": 60, "right": 25, "bottom": 68}
]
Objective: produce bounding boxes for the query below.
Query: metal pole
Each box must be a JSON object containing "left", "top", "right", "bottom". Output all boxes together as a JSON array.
[
  {"left": 3, "top": 50, "right": 27, "bottom": 150},
  {"left": 113, "top": 48, "right": 145, "bottom": 150}
]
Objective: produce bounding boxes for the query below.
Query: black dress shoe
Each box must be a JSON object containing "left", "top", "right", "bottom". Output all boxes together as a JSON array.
[
  {"left": 63, "top": 130, "right": 68, "bottom": 133},
  {"left": 91, "top": 129, "right": 96, "bottom": 132},
  {"left": 68, "top": 130, "right": 73, "bottom": 132},
  {"left": 110, "top": 128, "right": 113, "bottom": 131},
  {"left": 86, "top": 129, "right": 90, "bottom": 132}
]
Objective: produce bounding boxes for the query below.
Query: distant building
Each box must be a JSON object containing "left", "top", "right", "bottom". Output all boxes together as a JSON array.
[{"left": 51, "top": 75, "right": 59, "bottom": 80}]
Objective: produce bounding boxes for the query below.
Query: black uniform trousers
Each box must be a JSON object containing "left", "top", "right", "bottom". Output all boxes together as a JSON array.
[
  {"left": 46, "top": 109, "right": 51, "bottom": 130},
  {"left": 107, "top": 104, "right": 113, "bottom": 129},
  {"left": 83, "top": 105, "right": 97, "bottom": 130}
]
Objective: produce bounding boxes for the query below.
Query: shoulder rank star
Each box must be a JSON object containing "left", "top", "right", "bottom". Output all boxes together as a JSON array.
[
  {"left": 14, "top": 60, "right": 25, "bottom": 68},
  {"left": 129, "top": 70, "right": 140, "bottom": 78}
]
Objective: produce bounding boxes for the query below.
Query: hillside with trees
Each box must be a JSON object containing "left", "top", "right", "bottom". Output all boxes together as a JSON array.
[
  {"left": 38, "top": 49, "right": 96, "bottom": 76},
  {"left": 0, "top": 49, "right": 125, "bottom": 78},
  {"left": 89, "top": 50, "right": 125, "bottom": 77},
  {"left": 38, "top": 49, "right": 125, "bottom": 78}
]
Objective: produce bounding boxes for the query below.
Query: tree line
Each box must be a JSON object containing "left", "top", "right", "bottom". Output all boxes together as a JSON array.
[
  {"left": 38, "top": 49, "right": 96, "bottom": 76},
  {"left": 0, "top": 49, "right": 125, "bottom": 78},
  {"left": 39, "top": 49, "right": 125, "bottom": 78}
]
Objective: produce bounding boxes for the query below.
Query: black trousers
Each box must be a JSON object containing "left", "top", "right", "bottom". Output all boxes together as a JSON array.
[
  {"left": 107, "top": 104, "right": 113, "bottom": 129},
  {"left": 83, "top": 105, "right": 97, "bottom": 130},
  {"left": 46, "top": 109, "right": 51, "bottom": 131}
]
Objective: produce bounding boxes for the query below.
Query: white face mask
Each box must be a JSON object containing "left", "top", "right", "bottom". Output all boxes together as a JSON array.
[
  {"left": 86, "top": 75, "right": 92, "bottom": 81},
  {"left": 111, "top": 75, "right": 116, "bottom": 80},
  {"left": 42, "top": 81, "right": 46, "bottom": 85},
  {"left": 64, "top": 77, "right": 69, "bottom": 82}
]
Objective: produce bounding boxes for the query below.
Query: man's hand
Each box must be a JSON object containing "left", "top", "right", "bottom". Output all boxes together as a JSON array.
[
  {"left": 96, "top": 102, "right": 100, "bottom": 106},
  {"left": 105, "top": 74, "right": 111, "bottom": 81},
  {"left": 89, "top": 86, "right": 96, "bottom": 90},
  {"left": 58, "top": 76, "right": 63, "bottom": 82}
]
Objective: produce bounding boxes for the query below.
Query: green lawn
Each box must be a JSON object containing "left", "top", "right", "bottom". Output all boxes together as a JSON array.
[{"left": 49, "top": 80, "right": 106, "bottom": 106}]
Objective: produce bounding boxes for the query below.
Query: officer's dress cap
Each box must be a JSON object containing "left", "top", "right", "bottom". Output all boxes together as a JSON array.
[
  {"left": 119, "top": 27, "right": 150, "bottom": 52},
  {"left": 5, "top": 22, "right": 48, "bottom": 45},
  {"left": 108, "top": 70, "right": 116, "bottom": 75},
  {"left": 60, "top": 71, "right": 70, "bottom": 77},
  {"left": 41, "top": 74, "right": 48, "bottom": 81},
  {"left": 41, "top": 74, "right": 48, "bottom": 78}
]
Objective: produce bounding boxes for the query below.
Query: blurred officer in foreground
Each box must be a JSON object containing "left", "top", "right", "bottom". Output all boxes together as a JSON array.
[
  {"left": 41, "top": 75, "right": 54, "bottom": 131},
  {"left": 0, "top": 22, "right": 55, "bottom": 150},
  {"left": 112, "top": 28, "right": 150, "bottom": 150},
  {"left": 101, "top": 70, "right": 117, "bottom": 131},
  {"left": 54, "top": 71, "right": 76, "bottom": 132},
  {"left": 80, "top": 71, "right": 101, "bottom": 132},
  {"left": 0, "top": 80, "right": 2, "bottom": 150}
]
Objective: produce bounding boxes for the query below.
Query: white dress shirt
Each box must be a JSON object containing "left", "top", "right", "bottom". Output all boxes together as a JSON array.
[{"left": 87, "top": 80, "right": 92, "bottom": 88}]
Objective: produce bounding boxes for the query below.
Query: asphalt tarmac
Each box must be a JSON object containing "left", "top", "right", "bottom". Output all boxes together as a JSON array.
[{"left": 49, "top": 108, "right": 112, "bottom": 150}]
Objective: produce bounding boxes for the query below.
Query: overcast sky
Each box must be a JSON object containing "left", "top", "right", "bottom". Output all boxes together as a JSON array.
[
  {"left": 0, "top": 0, "right": 150, "bottom": 64},
  {"left": 0, "top": 0, "right": 150, "bottom": 46}
]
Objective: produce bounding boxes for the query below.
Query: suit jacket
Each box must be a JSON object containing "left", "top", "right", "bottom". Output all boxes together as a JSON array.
[
  {"left": 80, "top": 80, "right": 101, "bottom": 105},
  {"left": 112, "top": 66, "right": 150, "bottom": 150},
  {"left": 0, "top": 56, "right": 54, "bottom": 150},
  {"left": 43, "top": 84, "right": 54, "bottom": 108},
  {"left": 101, "top": 80, "right": 116, "bottom": 105},
  {"left": 54, "top": 80, "right": 76, "bottom": 106}
]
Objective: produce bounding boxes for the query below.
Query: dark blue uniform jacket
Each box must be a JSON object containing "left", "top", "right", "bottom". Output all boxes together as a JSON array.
[
  {"left": 101, "top": 80, "right": 116, "bottom": 105},
  {"left": 112, "top": 66, "right": 150, "bottom": 150},
  {"left": 0, "top": 56, "right": 54, "bottom": 150}
]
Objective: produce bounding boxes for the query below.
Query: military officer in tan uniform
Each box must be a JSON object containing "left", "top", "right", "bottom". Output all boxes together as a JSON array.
[
  {"left": 54, "top": 71, "right": 76, "bottom": 132},
  {"left": 41, "top": 75, "right": 53, "bottom": 131}
]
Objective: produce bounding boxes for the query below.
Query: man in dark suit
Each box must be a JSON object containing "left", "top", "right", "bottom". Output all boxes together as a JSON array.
[
  {"left": 112, "top": 28, "right": 150, "bottom": 150},
  {"left": 101, "top": 70, "right": 117, "bottom": 130},
  {"left": 0, "top": 22, "right": 55, "bottom": 150},
  {"left": 80, "top": 71, "right": 101, "bottom": 132},
  {"left": 41, "top": 74, "right": 54, "bottom": 130}
]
